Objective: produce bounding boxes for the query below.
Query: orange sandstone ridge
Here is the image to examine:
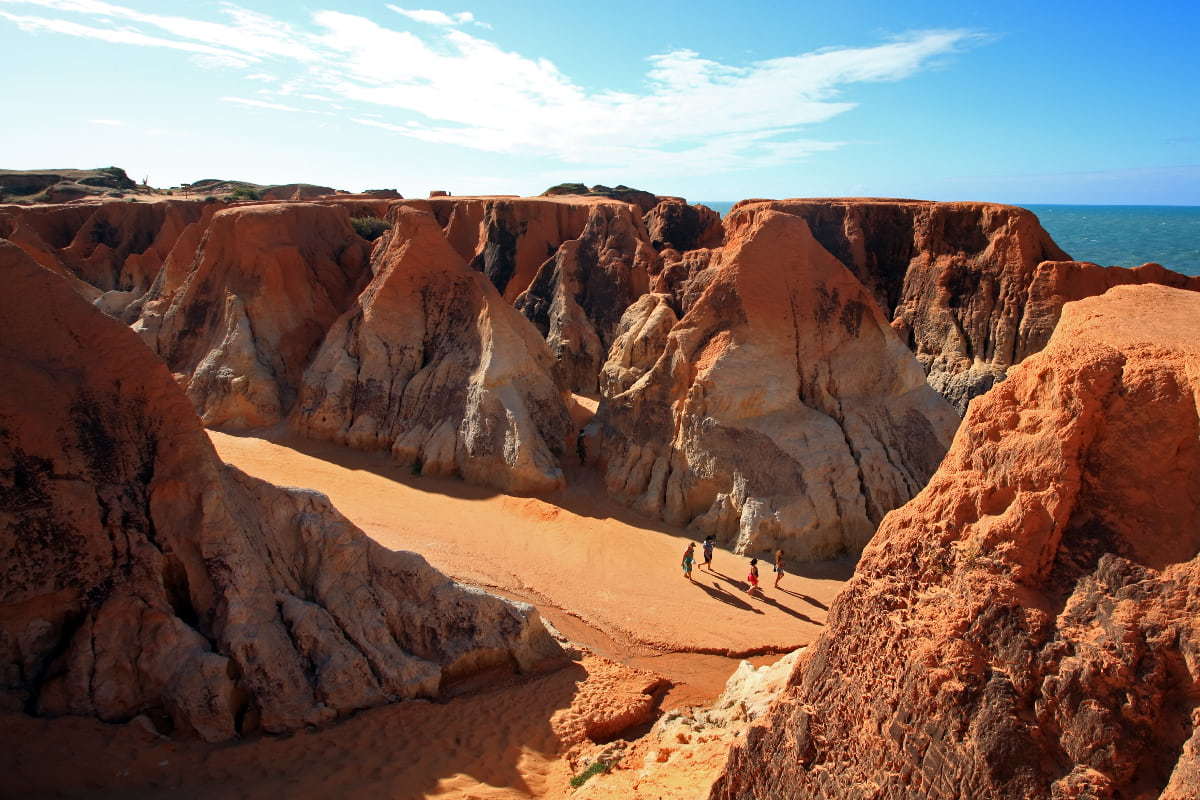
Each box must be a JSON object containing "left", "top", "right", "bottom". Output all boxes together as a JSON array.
[
  {"left": 1, "top": 194, "right": 1196, "bottom": 555},
  {"left": 711, "top": 284, "right": 1200, "bottom": 799}
]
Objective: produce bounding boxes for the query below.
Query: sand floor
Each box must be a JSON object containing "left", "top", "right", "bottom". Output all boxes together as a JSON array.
[
  {"left": 1, "top": 428, "right": 853, "bottom": 799},
  {"left": 209, "top": 429, "right": 850, "bottom": 662}
]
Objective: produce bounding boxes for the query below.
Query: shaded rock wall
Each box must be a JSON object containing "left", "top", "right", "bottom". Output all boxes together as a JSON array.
[
  {"left": 712, "top": 283, "right": 1200, "bottom": 799},
  {"left": 0, "top": 242, "right": 561, "bottom": 742}
]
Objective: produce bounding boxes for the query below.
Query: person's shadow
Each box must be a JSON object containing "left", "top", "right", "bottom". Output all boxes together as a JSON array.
[
  {"left": 747, "top": 592, "right": 818, "bottom": 624},
  {"left": 703, "top": 568, "right": 820, "bottom": 623},
  {"left": 775, "top": 587, "right": 828, "bottom": 610},
  {"left": 690, "top": 576, "right": 763, "bottom": 613}
]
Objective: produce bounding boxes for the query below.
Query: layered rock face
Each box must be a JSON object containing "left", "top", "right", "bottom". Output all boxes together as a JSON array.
[
  {"left": 593, "top": 208, "right": 958, "bottom": 559},
  {"left": 138, "top": 203, "right": 372, "bottom": 429},
  {"left": 292, "top": 206, "right": 574, "bottom": 493},
  {"left": 514, "top": 203, "right": 656, "bottom": 393},
  {"left": 713, "top": 284, "right": 1200, "bottom": 799},
  {"left": 0, "top": 243, "right": 561, "bottom": 742}
]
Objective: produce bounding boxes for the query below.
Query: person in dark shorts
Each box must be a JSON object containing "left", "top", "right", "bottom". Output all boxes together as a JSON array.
[
  {"left": 773, "top": 548, "right": 785, "bottom": 588},
  {"left": 701, "top": 535, "right": 715, "bottom": 570}
]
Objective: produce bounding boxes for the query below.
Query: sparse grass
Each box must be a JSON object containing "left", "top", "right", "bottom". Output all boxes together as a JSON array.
[
  {"left": 569, "top": 760, "right": 611, "bottom": 788},
  {"left": 351, "top": 215, "right": 391, "bottom": 241}
]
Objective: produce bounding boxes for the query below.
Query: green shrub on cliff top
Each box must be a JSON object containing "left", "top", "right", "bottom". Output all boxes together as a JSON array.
[{"left": 351, "top": 215, "right": 391, "bottom": 241}]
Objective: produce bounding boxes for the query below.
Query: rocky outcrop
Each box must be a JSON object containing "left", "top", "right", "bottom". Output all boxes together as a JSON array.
[
  {"left": 292, "top": 206, "right": 574, "bottom": 493},
  {"left": 423, "top": 197, "right": 598, "bottom": 301},
  {"left": 592, "top": 208, "right": 958, "bottom": 559},
  {"left": 712, "top": 284, "right": 1200, "bottom": 799},
  {"left": 644, "top": 198, "right": 723, "bottom": 252},
  {"left": 0, "top": 244, "right": 561, "bottom": 743},
  {"left": 514, "top": 203, "right": 656, "bottom": 393},
  {"left": 138, "top": 203, "right": 371, "bottom": 429}
]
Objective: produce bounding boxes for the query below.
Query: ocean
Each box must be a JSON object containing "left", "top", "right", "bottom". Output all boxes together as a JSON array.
[{"left": 696, "top": 202, "right": 1200, "bottom": 276}]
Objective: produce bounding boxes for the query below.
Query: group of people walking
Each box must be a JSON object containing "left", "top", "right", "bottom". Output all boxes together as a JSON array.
[{"left": 681, "top": 536, "right": 785, "bottom": 594}]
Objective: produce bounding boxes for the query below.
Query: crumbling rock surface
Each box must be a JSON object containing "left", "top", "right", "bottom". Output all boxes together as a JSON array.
[
  {"left": 138, "top": 203, "right": 372, "bottom": 429},
  {"left": 592, "top": 208, "right": 957, "bottom": 559},
  {"left": 644, "top": 198, "right": 724, "bottom": 252},
  {"left": 0, "top": 244, "right": 561, "bottom": 743},
  {"left": 514, "top": 203, "right": 656, "bottom": 393},
  {"left": 712, "top": 284, "right": 1200, "bottom": 800},
  {"left": 292, "top": 206, "right": 575, "bottom": 493}
]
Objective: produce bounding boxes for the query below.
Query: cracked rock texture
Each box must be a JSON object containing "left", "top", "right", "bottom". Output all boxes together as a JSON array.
[
  {"left": 514, "top": 203, "right": 656, "bottom": 393},
  {"left": 0, "top": 241, "right": 562, "bottom": 742},
  {"left": 292, "top": 206, "right": 575, "bottom": 493},
  {"left": 712, "top": 283, "right": 1200, "bottom": 800},
  {"left": 592, "top": 207, "right": 957, "bottom": 559}
]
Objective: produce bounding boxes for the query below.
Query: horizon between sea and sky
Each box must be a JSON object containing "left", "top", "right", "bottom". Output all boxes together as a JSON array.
[{"left": 1, "top": 1, "right": 1198, "bottom": 265}]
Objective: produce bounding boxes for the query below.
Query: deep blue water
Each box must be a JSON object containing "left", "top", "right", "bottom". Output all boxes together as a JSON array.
[{"left": 695, "top": 201, "right": 1200, "bottom": 276}]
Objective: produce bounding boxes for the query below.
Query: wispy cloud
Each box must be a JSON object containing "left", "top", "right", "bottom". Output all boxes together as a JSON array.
[
  {"left": 0, "top": 0, "right": 981, "bottom": 175},
  {"left": 89, "top": 118, "right": 124, "bottom": 126},
  {"left": 221, "top": 96, "right": 307, "bottom": 112},
  {"left": 386, "top": 5, "right": 484, "bottom": 27}
]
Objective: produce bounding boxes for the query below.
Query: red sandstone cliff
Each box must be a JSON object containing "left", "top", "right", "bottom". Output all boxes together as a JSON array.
[
  {"left": 712, "top": 283, "right": 1200, "bottom": 799},
  {"left": 592, "top": 207, "right": 958, "bottom": 559},
  {"left": 0, "top": 241, "right": 561, "bottom": 742}
]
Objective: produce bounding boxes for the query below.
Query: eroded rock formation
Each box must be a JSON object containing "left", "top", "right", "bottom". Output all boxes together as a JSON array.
[
  {"left": 713, "top": 283, "right": 1200, "bottom": 799},
  {"left": 592, "top": 208, "right": 958, "bottom": 559},
  {"left": 137, "top": 202, "right": 372, "bottom": 429},
  {"left": 0, "top": 242, "right": 561, "bottom": 742},
  {"left": 292, "top": 206, "right": 574, "bottom": 493},
  {"left": 514, "top": 203, "right": 656, "bottom": 393},
  {"left": 644, "top": 197, "right": 723, "bottom": 252}
]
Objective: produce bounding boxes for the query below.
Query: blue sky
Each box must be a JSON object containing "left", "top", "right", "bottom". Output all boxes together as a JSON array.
[{"left": 1, "top": 0, "right": 1197, "bottom": 203}]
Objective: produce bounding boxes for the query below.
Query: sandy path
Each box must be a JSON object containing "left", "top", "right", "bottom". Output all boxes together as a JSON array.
[{"left": 210, "top": 429, "right": 851, "bottom": 660}]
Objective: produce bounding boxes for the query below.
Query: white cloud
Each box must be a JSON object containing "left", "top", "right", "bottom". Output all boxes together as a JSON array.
[
  {"left": 89, "top": 118, "right": 123, "bottom": 125},
  {"left": 0, "top": 1, "right": 981, "bottom": 176},
  {"left": 221, "top": 95, "right": 306, "bottom": 112},
  {"left": 387, "top": 6, "right": 480, "bottom": 26}
]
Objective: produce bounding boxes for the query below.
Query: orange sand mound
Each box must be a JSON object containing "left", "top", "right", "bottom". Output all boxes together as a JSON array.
[{"left": 209, "top": 429, "right": 849, "bottom": 658}]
